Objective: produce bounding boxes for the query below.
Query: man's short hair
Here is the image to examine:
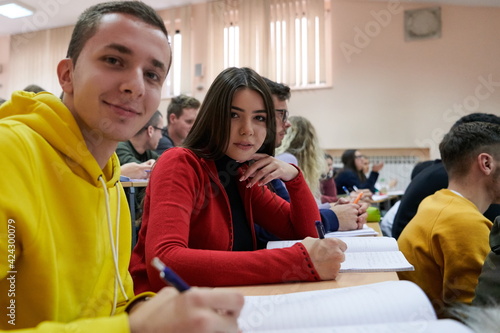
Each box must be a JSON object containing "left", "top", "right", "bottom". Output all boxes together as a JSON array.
[
  {"left": 452, "top": 112, "right": 500, "bottom": 129},
  {"left": 23, "top": 84, "right": 46, "bottom": 93},
  {"left": 166, "top": 95, "right": 200, "bottom": 124},
  {"left": 262, "top": 77, "right": 291, "bottom": 101},
  {"left": 440, "top": 121, "right": 500, "bottom": 178},
  {"left": 136, "top": 111, "right": 162, "bottom": 136},
  {"left": 66, "top": 1, "right": 169, "bottom": 65}
]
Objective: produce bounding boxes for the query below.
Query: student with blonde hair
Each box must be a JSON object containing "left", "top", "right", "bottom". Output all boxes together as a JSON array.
[
  {"left": 276, "top": 116, "right": 325, "bottom": 199},
  {"left": 275, "top": 116, "right": 367, "bottom": 231}
]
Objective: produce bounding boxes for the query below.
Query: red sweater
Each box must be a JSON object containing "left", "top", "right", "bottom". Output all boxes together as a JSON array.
[{"left": 130, "top": 148, "right": 321, "bottom": 291}]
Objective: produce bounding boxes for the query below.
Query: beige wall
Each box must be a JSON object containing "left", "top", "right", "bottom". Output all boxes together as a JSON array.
[
  {"left": 289, "top": 1, "right": 500, "bottom": 159},
  {"left": 159, "top": 1, "right": 500, "bottom": 160}
]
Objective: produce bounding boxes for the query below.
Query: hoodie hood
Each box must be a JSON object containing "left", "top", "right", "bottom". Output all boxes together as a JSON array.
[{"left": 0, "top": 91, "right": 120, "bottom": 187}]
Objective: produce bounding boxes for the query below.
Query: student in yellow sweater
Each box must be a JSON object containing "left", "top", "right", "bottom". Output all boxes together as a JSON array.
[
  {"left": 398, "top": 120, "right": 500, "bottom": 317},
  {"left": 0, "top": 1, "right": 242, "bottom": 332}
]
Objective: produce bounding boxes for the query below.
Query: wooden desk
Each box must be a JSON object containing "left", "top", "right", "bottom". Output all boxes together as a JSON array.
[
  {"left": 370, "top": 192, "right": 403, "bottom": 213},
  {"left": 220, "top": 272, "right": 398, "bottom": 296},
  {"left": 121, "top": 180, "right": 149, "bottom": 188},
  {"left": 121, "top": 180, "right": 148, "bottom": 248},
  {"left": 220, "top": 222, "right": 399, "bottom": 296}
]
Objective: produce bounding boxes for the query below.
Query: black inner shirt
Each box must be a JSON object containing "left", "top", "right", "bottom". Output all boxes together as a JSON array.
[{"left": 214, "top": 155, "right": 253, "bottom": 251}]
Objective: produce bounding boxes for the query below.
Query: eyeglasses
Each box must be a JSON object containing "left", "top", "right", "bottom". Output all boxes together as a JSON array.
[
  {"left": 275, "top": 109, "right": 289, "bottom": 123},
  {"left": 145, "top": 126, "right": 163, "bottom": 131},
  {"left": 355, "top": 155, "right": 366, "bottom": 159}
]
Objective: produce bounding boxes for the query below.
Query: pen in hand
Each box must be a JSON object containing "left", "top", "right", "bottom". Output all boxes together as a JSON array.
[
  {"left": 342, "top": 186, "right": 350, "bottom": 196},
  {"left": 353, "top": 192, "right": 364, "bottom": 204},
  {"left": 315, "top": 220, "right": 325, "bottom": 239},
  {"left": 152, "top": 257, "right": 191, "bottom": 292}
]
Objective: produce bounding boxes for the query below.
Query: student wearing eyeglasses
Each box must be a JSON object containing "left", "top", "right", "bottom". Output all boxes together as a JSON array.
[
  {"left": 335, "top": 149, "right": 384, "bottom": 194},
  {"left": 117, "top": 111, "right": 164, "bottom": 179}
]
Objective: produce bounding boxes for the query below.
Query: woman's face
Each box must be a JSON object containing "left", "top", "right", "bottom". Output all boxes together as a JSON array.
[
  {"left": 225, "top": 88, "right": 268, "bottom": 162},
  {"left": 354, "top": 151, "right": 365, "bottom": 171},
  {"left": 325, "top": 157, "right": 333, "bottom": 174},
  {"left": 362, "top": 158, "right": 370, "bottom": 174}
]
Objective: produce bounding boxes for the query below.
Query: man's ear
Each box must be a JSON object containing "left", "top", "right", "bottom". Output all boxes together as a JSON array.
[
  {"left": 147, "top": 125, "right": 154, "bottom": 137},
  {"left": 478, "top": 153, "right": 494, "bottom": 176},
  {"left": 169, "top": 113, "right": 177, "bottom": 124},
  {"left": 57, "top": 58, "right": 74, "bottom": 95}
]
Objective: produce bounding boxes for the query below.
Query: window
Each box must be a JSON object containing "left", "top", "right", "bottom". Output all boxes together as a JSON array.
[
  {"left": 162, "top": 30, "right": 182, "bottom": 98},
  {"left": 159, "top": 6, "right": 193, "bottom": 98},
  {"left": 217, "top": 0, "right": 331, "bottom": 89}
]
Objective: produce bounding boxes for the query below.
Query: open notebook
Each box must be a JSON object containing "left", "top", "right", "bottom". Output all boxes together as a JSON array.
[
  {"left": 267, "top": 236, "right": 414, "bottom": 272},
  {"left": 326, "top": 224, "right": 378, "bottom": 237},
  {"left": 239, "top": 281, "right": 473, "bottom": 333}
]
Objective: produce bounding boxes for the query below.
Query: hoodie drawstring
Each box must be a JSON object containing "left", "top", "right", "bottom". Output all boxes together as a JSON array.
[{"left": 99, "top": 175, "right": 129, "bottom": 315}]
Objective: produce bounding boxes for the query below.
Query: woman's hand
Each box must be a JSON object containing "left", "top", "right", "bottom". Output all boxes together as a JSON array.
[
  {"left": 301, "top": 237, "right": 347, "bottom": 280},
  {"left": 371, "top": 161, "right": 384, "bottom": 173},
  {"left": 239, "top": 153, "right": 299, "bottom": 188}
]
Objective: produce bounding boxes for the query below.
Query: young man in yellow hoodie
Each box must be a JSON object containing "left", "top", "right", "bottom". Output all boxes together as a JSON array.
[{"left": 0, "top": 1, "right": 242, "bottom": 332}]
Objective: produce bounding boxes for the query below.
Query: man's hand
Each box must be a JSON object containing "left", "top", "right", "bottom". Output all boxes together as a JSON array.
[
  {"left": 121, "top": 160, "right": 155, "bottom": 179},
  {"left": 129, "top": 287, "right": 244, "bottom": 333}
]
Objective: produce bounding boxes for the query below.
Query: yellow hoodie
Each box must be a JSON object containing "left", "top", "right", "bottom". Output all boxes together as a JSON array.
[{"left": 0, "top": 91, "right": 142, "bottom": 331}]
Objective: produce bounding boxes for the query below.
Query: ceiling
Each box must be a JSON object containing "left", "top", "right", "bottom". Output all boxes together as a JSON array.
[
  {"left": 0, "top": 0, "right": 207, "bottom": 36},
  {"left": 0, "top": 0, "right": 499, "bottom": 37}
]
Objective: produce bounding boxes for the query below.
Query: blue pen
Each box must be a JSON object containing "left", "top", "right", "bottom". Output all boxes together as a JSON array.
[
  {"left": 342, "top": 186, "right": 350, "bottom": 196},
  {"left": 152, "top": 257, "right": 191, "bottom": 292},
  {"left": 315, "top": 220, "right": 325, "bottom": 239}
]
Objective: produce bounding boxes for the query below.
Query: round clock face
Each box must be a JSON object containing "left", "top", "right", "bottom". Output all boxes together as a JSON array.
[{"left": 408, "top": 10, "right": 440, "bottom": 36}]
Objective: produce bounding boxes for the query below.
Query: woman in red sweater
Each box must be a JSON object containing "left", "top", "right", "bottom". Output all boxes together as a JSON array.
[{"left": 130, "top": 67, "right": 346, "bottom": 291}]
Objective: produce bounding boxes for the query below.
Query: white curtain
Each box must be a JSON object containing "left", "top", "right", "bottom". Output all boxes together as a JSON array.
[
  {"left": 158, "top": 5, "right": 193, "bottom": 97},
  {"left": 8, "top": 26, "right": 72, "bottom": 96},
  {"left": 206, "top": 0, "right": 330, "bottom": 87}
]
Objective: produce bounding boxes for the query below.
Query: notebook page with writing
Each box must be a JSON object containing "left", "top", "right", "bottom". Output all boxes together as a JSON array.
[
  {"left": 244, "top": 319, "right": 473, "bottom": 333},
  {"left": 238, "top": 281, "right": 436, "bottom": 332},
  {"left": 267, "top": 236, "right": 398, "bottom": 252},
  {"left": 326, "top": 224, "right": 379, "bottom": 237},
  {"left": 341, "top": 251, "right": 414, "bottom": 272},
  {"left": 341, "top": 236, "right": 398, "bottom": 252}
]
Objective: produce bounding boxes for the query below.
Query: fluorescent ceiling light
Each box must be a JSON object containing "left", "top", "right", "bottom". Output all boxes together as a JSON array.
[{"left": 0, "top": 2, "right": 34, "bottom": 19}]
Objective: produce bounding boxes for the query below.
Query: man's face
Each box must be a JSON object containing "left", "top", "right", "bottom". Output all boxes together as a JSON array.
[
  {"left": 489, "top": 155, "right": 500, "bottom": 204},
  {"left": 59, "top": 13, "right": 171, "bottom": 147},
  {"left": 273, "top": 95, "right": 291, "bottom": 148},
  {"left": 148, "top": 116, "right": 165, "bottom": 150},
  {"left": 170, "top": 107, "right": 197, "bottom": 143}
]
